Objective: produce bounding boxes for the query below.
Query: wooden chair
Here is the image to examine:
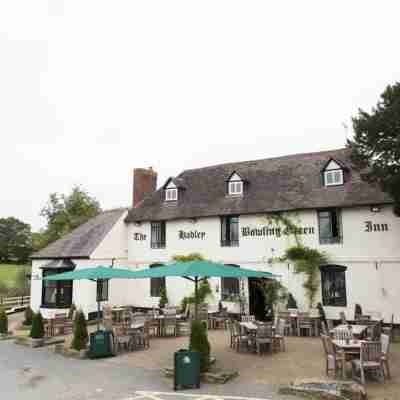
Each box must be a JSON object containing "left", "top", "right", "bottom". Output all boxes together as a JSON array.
[
  {"left": 277, "top": 312, "right": 292, "bottom": 336},
  {"left": 366, "top": 322, "right": 382, "bottom": 341},
  {"left": 102, "top": 305, "right": 113, "bottom": 331},
  {"left": 163, "top": 317, "right": 177, "bottom": 336},
  {"left": 53, "top": 313, "right": 69, "bottom": 335},
  {"left": 148, "top": 318, "right": 160, "bottom": 337},
  {"left": 297, "top": 316, "right": 314, "bottom": 336},
  {"left": 233, "top": 321, "right": 249, "bottom": 352},
  {"left": 321, "top": 334, "right": 345, "bottom": 378},
  {"left": 273, "top": 318, "right": 286, "bottom": 352},
  {"left": 382, "top": 314, "right": 394, "bottom": 340},
  {"left": 113, "top": 326, "right": 131, "bottom": 353},
  {"left": 381, "top": 333, "right": 392, "bottom": 379},
  {"left": 333, "top": 328, "right": 352, "bottom": 342},
  {"left": 255, "top": 324, "right": 273, "bottom": 355},
  {"left": 352, "top": 341, "right": 385, "bottom": 384},
  {"left": 133, "top": 320, "right": 150, "bottom": 349}
]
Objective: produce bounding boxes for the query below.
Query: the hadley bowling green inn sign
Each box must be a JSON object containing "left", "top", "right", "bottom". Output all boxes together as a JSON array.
[{"left": 132, "top": 220, "right": 390, "bottom": 242}]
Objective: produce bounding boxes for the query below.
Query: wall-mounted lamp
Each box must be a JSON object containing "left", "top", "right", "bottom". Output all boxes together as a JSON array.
[
  {"left": 189, "top": 218, "right": 197, "bottom": 224},
  {"left": 371, "top": 205, "right": 381, "bottom": 213},
  {"left": 134, "top": 221, "right": 142, "bottom": 226}
]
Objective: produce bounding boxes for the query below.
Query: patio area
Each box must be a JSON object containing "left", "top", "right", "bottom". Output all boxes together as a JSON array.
[{"left": 100, "top": 330, "right": 400, "bottom": 400}]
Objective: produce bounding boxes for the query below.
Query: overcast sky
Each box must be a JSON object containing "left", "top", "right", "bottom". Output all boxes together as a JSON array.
[{"left": 1, "top": 1, "right": 399, "bottom": 231}]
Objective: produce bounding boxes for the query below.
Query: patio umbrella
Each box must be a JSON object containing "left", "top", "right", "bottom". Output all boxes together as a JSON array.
[
  {"left": 43, "top": 266, "right": 137, "bottom": 330},
  {"left": 126, "top": 260, "right": 276, "bottom": 320}
]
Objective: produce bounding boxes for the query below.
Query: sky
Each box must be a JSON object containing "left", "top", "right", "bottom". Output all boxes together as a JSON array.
[{"left": 1, "top": 1, "right": 399, "bottom": 231}]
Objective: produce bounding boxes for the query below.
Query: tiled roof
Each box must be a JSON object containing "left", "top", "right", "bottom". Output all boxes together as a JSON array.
[
  {"left": 126, "top": 148, "right": 392, "bottom": 223},
  {"left": 31, "top": 208, "right": 127, "bottom": 259}
]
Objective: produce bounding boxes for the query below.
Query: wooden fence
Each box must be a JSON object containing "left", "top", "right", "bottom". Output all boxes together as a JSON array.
[{"left": 0, "top": 295, "right": 30, "bottom": 311}]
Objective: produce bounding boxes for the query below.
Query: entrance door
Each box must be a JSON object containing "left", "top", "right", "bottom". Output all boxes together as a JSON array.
[{"left": 248, "top": 278, "right": 268, "bottom": 321}]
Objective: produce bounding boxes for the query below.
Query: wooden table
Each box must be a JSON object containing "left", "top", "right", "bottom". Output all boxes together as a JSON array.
[
  {"left": 332, "top": 339, "right": 362, "bottom": 378},
  {"left": 331, "top": 324, "right": 368, "bottom": 338}
]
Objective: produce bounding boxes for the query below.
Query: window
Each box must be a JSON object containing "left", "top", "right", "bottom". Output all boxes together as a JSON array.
[
  {"left": 229, "top": 181, "right": 243, "bottom": 195},
  {"left": 320, "top": 265, "right": 347, "bottom": 306},
  {"left": 221, "top": 264, "right": 240, "bottom": 300},
  {"left": 221, "top": 216, "right": 239, "bottom": 247},
  {"left": 151, "top": 221, "right": 166, "bottom": 249},
  {"left": 318, "top": 209, "right": 342, "bottom": 244},
  {"left": 41, "top": 269, "right": 73, "bottom": 308},
  {"left": 324, "top": 170, "right": 343, "bottom": 186},
  {"left": 150, "top": 263, "right": 165, "bottom": 297},
  {"left": 165, "top": 188, "right": 178, "bottom": 201},
  {"left": 96, "top": 279, "right": 109, "bottom": 302}
]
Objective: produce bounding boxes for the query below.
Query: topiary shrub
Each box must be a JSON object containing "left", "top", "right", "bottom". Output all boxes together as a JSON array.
[
  {"left": 23, "top": 306, "right": 34, "bottom": 326},
  {"left": 30, "top": 312, "right": 45, "bottom": 339},
  {"left": 68, "top": 303, "right": 76, "bottom": 320},
  {"left": 159, "top": 287, "right": 168, "bottom": 309},
  {"left": 0, "top": 307, "right": 8, "bottom": 335},
  {"left": 189, "top": 320, "right": 210, "bottom": 372},
  {"left": 71, "top": 310, "right": 88, "bottom": 351},
  {"left": 354, "top": 303, "right": 363, "bottom": 320}
]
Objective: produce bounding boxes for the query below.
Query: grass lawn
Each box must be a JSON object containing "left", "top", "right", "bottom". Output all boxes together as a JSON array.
[{"left": 0, "top": 264, "right": 31, "bottom": 288}]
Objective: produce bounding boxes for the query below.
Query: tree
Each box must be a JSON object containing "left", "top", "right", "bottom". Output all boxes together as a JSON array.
[
  {"left": 37, "top": 185, "right": 101, "bottom": 249},
  {"left": 0, "top": 217, "right": 32, "bottom": 263},
  {"left": 0, "top": 307, "right": 8, "bottom": 334},
  {"left": 189, "top": 320, "right": 210, "bottom": 372},
  {"left": 348, "top": 82, "right": 400, "bottom": 215},
  {"left": 71, "top": 310, "right": 88, "bottom": 351}
]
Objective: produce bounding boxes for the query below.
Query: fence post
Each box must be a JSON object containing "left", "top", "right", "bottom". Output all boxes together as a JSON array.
[{"left": 21, "top": 295, "right": 24, "bottom": 306}]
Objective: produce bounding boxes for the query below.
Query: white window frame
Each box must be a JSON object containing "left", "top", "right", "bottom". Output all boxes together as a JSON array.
[
  {"left": 228, "top": 181, "right": 243, "bottom": 195},
  {"left": 324, "top": 170, "right": 344, "bottom": 186},
  {"left": 165, "top": 188, "right": 178, "bottom": 201}
]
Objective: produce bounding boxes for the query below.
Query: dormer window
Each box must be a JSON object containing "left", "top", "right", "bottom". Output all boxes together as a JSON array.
[
  {"left": 228, "top": 172, "right": 243, "bottom": 196},
  {"left": 323, "top": 160, "right": 344, "bottom": 187},
  {"left": 164, "top": 181, "right": 178, "bottom": 202}
]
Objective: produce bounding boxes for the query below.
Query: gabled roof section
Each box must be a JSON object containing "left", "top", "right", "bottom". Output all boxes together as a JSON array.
[
  {"left": 321, "top": 157, "right": 348, "bottom": 172},
  {"left": 226, "top": 171, "right": 246, "bottom": 182},
  {"left": 31, "top": 208, "right": 127, "bottom": 259},
  {"left": 125, "top": 148, "right": 393, "bottom": 223},
  {"left": 162, "top": 177, "right": 187, "bottom": 189}
]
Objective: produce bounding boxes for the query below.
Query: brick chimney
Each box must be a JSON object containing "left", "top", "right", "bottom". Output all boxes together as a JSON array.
[{"left": 133, "top": 167, "right": 158, "bottom": 208}]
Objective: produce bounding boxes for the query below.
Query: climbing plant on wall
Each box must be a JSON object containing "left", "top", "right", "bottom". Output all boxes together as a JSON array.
[{"left": 263, "top": 213, "right": 330, "bottom": 308}]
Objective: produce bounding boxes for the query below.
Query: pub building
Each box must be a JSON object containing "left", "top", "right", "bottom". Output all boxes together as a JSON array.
[{"left": 30, "top": 148, "right": 400, "bottom": 322}]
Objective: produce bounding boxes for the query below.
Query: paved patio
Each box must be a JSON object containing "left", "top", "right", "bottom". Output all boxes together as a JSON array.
[{"left": 105, "top": 329, "right": 400, "bottom": 400}]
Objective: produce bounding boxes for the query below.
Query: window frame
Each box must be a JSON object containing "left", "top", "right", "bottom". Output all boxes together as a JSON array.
[
  {"left": 41, "top": 268, "right": 73, "bottom": 309},
  {"left": 221, "top": 264, "right": 240, "bottom": 300},
  {"left": 324, "top": 169, "right": 344, "bottom": 187},
  {"left": 320, "top": 265, "right": 347, "bottom": 307},
  {"left": 220, "top": 215, "right": 239, "bottom": 247},
  {"left": 149, "top": 263, "right": 166, "bottom": 297},
  {"left": 228, "top": 180, "right": 243, "bottom": 196},
  {"left": 165, "top": 188, "right": 178, "bottom": 202},
  {"left": 151, "top": 221, "right": 166, "bottom": 249},
  {"left": 318, "top": 208, "right": 342, "bottom": 244}
]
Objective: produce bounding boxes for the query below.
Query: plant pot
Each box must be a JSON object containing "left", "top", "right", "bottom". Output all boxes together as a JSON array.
[
  {"left": 31, "top": 338, "right": 44, "bottom": 348},
  {"left": 79, "top": 349, "right": 88, "bottom": 359}
]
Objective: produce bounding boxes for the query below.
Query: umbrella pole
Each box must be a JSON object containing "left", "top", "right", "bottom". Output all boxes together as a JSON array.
[
  {"left": 194, "top": 277, "right": 198, "bottom": 321},
  {"left": 97, "top": 300, "right": 101, "bottom": 331}
]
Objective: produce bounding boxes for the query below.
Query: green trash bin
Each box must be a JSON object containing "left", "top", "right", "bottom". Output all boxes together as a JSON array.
[
  {"left": 89, "top": 330, "right": 114, "bottom": 359},
  {"left": 174, "top": 349, "right": 201, "bottom": 391}
]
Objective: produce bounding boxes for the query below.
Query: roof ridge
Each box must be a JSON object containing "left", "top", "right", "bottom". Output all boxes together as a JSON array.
[{"left": 180, "top": 147, "right": 348, "bottom": 174}]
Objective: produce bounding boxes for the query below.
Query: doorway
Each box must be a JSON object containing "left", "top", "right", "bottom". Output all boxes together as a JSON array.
[{"left": 248, "top": 278, "right": 268, "bottom": 321}]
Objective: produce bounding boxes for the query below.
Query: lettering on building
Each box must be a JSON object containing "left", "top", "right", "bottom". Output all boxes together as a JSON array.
[
  {"left": 133, "top": 232, "right": 147, "bottom": 241},
  {"left": 364, "top": 221, "right": 389, "bottom": 233},
  {"left": 241, "top": 225, "right": 315, "bottom": 238},
  {"left": 178, "top": 230, "right": 206, "bottom": 240}
]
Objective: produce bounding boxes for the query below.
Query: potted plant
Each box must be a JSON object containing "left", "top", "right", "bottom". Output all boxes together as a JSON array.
[
  {"left": 189, "top": 319, "right": 210, "bottom": 372},
  {"left": 30, "top": 312, "right": 45, "bottom": 347},
  {"left": 159, "top": 287, "right": 169, "bottom": 309},
  {"left": 23, "top": 306, "right": 34, "bottom": 327},
  {"left": 71, "top": 310, "right": 88, "bottom": 357}
]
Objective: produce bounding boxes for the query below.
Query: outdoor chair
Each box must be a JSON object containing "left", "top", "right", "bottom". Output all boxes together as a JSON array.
[
  {"left": 130, "top": 320, "right": 150, "bottom": 349},
  {"left": 277, "top": 312, "right": 292, "bottom": 335},
  {"left": 321, "top": 334, "right": 345, "bottom": 378},
  {"left": 333, "top": 328, "right": 352, "bottom": 342},
  {"left": 352, "top": 341, "right": 385, "bottom": 384},
  {"left": 102, "top": 305, "right": 113, "bottom": 331},
  {"left": 254, "top": 324, "right": 273, "bottom": 355},
  {"left": 163, "top": 317, "right": 177, "bottom": 336},
  {"left": 366, "top": 322, "right": 382, "bottom": 341},
  {"left": 297, "top": 316, "right": 314, "bottom": 337},
  {"left": 233, "top": 321, "right": 249, "bottom": 352},
  {"left": 227, "top": 320, "right": 237, "bottom": 348},
  {"left": 326, "top": 319, "right": 334, "bottom": 332},
  {"left": 113, "top": 326, "right": 131, "bottom": 353},
  {"left": 381, "top": 333, "right": 392, "bottom": 379},
  {"left": 241, "top": 315, "right": 255, "bottom": 322},
  {"left": 53, "top": 313, "right": 70, "bottom": 335},
  {"left": 273, "top": 318, "right": 286, "bottom": 352},
  {"left": 148, "top": 318, "right": 160, "bottom": 337},
  {"left": 382, "top": 314, "right": 394, "bottom": 340}
]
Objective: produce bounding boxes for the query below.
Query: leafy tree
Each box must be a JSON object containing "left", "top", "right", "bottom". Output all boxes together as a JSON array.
[
  {"left": 0, "top": 217, "right": 32, "bottom": 263},
  {"left": 71, "top": 310, "right": 88, "bottom": 351},
  {"left": 0, "top": 307, "right": 8, "bottom": 334},
  {"left": 348, "top": 82, "right": 400, "bottom": 215},
  {"left": 189, "top": 320, "right": 210, "bottom": 372},
  {"left": 37, "top": 186, "right": 101, "bottom": 249},
  {"left": 30, "top": 312, "right": 45, "bottom": 339},
  {"left": 257, "top": 280, "right": 288, "bottom": 321}
]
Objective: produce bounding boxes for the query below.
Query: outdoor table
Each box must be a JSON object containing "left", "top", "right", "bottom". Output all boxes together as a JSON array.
[
  {"left": 289, "top": 315, "right": 320, "bottom": 336},
  {"left": 332, "top": 339, "right": 362, "bottom": 378},
  {"left": 111, "top": 307, "right": 126, "bottom": 323},
  {"left": 239, "top": 321, "right": 259, "bottom": 333},
  {"left": 130, "top": 322, "right": 144, "bottom": 330},
  {"left": 331, "top": 324, "right": 368, "bottom": 339}
]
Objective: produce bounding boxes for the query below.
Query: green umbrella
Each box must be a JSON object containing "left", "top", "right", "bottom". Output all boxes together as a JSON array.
[
  {"left": 128, "top": 260, "right": 276, "bottom": 320},
  {"left": 44, "top": 266, "right": 136, "bottom": 330}
]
